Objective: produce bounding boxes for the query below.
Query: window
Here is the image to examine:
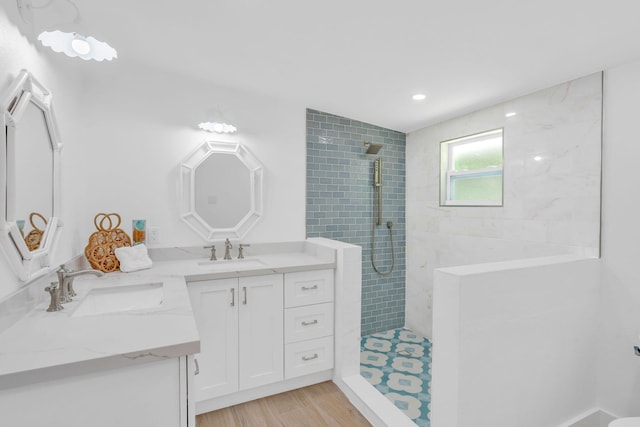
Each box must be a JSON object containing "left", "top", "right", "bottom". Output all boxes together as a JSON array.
[{"left": 440, "top": 128, "right": 503, "bottom": 206}]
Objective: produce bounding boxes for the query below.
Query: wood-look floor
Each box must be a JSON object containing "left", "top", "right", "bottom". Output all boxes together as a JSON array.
[{"left": 196, "top": 381, "right": 372, "bottom": 427}]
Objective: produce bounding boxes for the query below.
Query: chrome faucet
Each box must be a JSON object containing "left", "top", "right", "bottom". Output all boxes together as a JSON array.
[
  {"left": 56, "top": 264, "right": 104, "bottom": 304},
  {"left": 224, "top": 238, "right": 233, "bottom": 260},
  {"left": 45, "top": 282, "right": 63, "bottom": 312},
  {"left": 204, "top": 245, "right": 217, "bottom": 261},
  {"left": 238, "top": 243, "right": 250, "bottom": 259}
]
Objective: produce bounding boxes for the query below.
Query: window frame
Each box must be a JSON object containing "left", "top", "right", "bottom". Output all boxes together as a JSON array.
[{"left": 439, "top": 128, "right": 504, "bottom": 207}]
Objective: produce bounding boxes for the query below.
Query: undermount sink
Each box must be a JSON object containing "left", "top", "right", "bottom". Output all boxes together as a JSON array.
[
  {"left": 196, "top": 258, "right": 266, "bottom": 270},
  {"left": 72, "top": 282, "right": 164, "bottom": 317}
]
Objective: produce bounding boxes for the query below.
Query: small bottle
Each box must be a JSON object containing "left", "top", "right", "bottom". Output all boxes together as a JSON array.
[
  {"left": 16, "top": 220, "right": 25, "bottom": 236},
  {"left": 132, "top": 219, "right": 146, "bottom": 245}
]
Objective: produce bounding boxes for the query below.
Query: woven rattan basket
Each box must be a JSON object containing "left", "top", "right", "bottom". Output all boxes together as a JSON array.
[
  {"left": 24, "top": 212, "right": 47, "bottom": 251},
  {"left": 84, "top": 213, "right": 132, "bottom": 272}
]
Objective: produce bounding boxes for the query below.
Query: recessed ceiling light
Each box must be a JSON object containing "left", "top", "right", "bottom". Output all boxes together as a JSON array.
[
  {"left": 534, "top": 155, "right": 542, "bottom": 161},
  {"left": 412, "top": 94, "right": 426, "bottom": 101},
  {"left": 505, "top": 112, "right": 517, "bottom": 118}
]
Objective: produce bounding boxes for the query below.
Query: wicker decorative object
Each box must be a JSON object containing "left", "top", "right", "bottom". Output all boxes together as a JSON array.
[
  {"left": 84, "top": 213, "right": 132, "bottom": 272},
  {"left": 25, "top": 212, "right": 47, "bottom": 251}
]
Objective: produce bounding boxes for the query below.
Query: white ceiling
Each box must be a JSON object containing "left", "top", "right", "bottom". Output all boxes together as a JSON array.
[{"left": 21, "top": 0, "right": 640, "bottom": 132}]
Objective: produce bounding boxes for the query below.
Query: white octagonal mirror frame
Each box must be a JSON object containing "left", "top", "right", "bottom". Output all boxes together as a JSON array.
[
  {"left": 179, "top": 141, "right": 263, "bottom": 241},
  {"left": 0, "top": 70, "right": 63, "bottom": 281}
]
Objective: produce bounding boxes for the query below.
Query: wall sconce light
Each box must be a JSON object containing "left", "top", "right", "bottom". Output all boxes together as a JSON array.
[
  {"left": 38, "top": 30, "right": 117, "bottom": 61},
  {"left": 198, "top": 122, "right": 237, "bottom": 134}
]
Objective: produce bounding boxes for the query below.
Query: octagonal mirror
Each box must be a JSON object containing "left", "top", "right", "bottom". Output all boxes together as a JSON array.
[
  {"left": 180, "top": 141, "right": 263, "bottom": 241},
  {"left": 0, "top": 70, "right": 62, "bottom": 281}
]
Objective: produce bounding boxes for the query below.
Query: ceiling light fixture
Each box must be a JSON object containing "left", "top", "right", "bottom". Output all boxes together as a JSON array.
[
  {"left": 38, "top": 30, "right": 117, "bottom": 61},
  {"left": 412, "top": 94, "right": 427, "bottom": 101},
  {"left": 505, "top": 112, "right": 517, "bottom": 118},
  {"left": 70, "top": 37, "right": 90, "bottom": 55},
  {"left": 198, "top": 122, "right": 237, "bottom": 134}
]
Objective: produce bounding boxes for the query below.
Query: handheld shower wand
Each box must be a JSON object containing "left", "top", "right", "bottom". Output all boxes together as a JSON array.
[
  {"left": 374, "top": 157, "right": 382, "bottom": 226},
  {"left": 371, "top": 157, "right": 395, "bottom": 275}
]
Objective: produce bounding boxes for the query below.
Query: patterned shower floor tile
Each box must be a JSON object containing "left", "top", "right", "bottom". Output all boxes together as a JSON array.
[{"left": 360, "top": 328, "right": 432, "bottom": 427}]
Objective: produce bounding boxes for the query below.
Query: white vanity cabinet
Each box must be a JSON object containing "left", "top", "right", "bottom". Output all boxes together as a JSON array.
[
  {"left": 187, "top": 268, "right": 335, "bottom": 413},
  {"left": 188, "top": 274, "right": 284, "bottom": 405},
  {"left": 284, "top": 269, "right": 335, "bottom": 379},
  {"left": 0, "top": 357, "right": 190, "bottom": 427}
]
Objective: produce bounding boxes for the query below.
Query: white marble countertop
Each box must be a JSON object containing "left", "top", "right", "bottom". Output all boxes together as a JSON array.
[
  {"left": 182, "top": 252, "right": 337, "bottom": 281},
  {"left": 0, "top": 241, "right": 336, "bottom": 384}
]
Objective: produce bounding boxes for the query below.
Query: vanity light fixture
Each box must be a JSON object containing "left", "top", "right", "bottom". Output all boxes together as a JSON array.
[
  {"left": 505, "top": 112, "right": 517, "bottom": 118},
  {"left": 38, "top": 31, "right": 117, "bottom": 61},
  {"left": 198, "top": 122, "right": 237, "bottom": 134},
  {"left": 412, "top": 93, "right": 427, "bottom": 101}
]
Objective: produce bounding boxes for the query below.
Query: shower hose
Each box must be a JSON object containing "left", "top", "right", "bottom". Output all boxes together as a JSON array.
[{"left": 371, "top": 220, "right": 395, "bottom": 276}]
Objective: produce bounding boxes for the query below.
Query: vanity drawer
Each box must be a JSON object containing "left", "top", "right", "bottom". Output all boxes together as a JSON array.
[
  {"left": 284, "top": 302, "right": 334, "bottom": 344},
  {"left": 284, "top": 336, "right": 334, "bottom": 379},
  {"left": 284, "top": 269, "right": 334, "bottom": 308}
]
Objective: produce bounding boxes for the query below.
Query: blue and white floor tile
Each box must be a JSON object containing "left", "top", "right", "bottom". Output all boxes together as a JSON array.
[{"left": 360, "top": 328, "right": 432, "bottom": 427}]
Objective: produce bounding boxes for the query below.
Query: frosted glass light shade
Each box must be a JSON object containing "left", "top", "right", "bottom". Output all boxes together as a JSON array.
[
  {"left": 38, "top": 31, "right": 117, "bottom": 61},
  {"left": 71, "top": 38, "right": 90, "bottom": 55},
  {"left": 198, "top": 122, "right": 237, "bottom": 134}
]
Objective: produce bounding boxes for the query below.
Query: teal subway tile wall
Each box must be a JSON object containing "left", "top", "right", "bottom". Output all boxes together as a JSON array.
[{"left": 306, "top": 109, "right": 406, "bottom": 336}]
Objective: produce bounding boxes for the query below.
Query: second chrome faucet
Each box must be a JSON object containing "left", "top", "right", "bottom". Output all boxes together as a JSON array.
[
  {"left": 223, "top": 238, "right": 233, "bottom": 260},
  {"left": 46, "top": 264, "right": 104, "bottom": 311},
  {"left": 204, "top": 239, "right": 250, "bottom": 262}
]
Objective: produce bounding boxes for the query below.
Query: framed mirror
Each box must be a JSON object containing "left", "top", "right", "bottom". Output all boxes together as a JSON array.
[
  {"left": 179, "top": 141, "right": 263, "bottom": 241},
  {"left": 0, "top": 70, "right": 62, "bottom": 281}
]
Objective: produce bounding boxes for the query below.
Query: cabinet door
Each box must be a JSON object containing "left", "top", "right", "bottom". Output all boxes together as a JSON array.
[
  {"left": 0, "top": 359, "right": 181, "bottom": 427},
  {"left": 188, "top": 278, "right": 239, "bottom": 401},
  {"left": 239, "top": 274, "right": 284, "bottom": 390}
]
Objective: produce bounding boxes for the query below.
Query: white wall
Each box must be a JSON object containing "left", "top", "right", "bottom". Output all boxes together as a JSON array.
[
  {"left": 431, "top": 256, "right": 600, "bottom": 427},
  {"left": 0, "top": 6, "right": 85, "bottom": 299},
  {"left": 598, "top": 59, "right": 640, "bottom": 417},
  {"left": 66, "top": 60, "right": 307, "bottom": 255},
  {"left": 0, "top": 6, "right": 308, "bottom": 300},
  {"left": 406, "top": 73, "right": 602, "bottom": 338}
]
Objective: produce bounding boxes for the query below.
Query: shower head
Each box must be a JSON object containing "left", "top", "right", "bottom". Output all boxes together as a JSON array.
[{"left": 364, "top": 141, "right": 382, "bottom": 155}]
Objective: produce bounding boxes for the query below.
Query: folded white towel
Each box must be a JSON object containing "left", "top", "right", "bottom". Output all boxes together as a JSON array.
[{"left": 115, "top": 244, "right": 153, "bottom": 273}]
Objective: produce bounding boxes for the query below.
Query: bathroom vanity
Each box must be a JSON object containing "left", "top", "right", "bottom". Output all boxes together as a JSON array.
[
  {"left": 0, "top": 240, "right": 341, "bottom": 426},
  {"left": 188, "top": 267, "right": 335, "bottom": 414}
]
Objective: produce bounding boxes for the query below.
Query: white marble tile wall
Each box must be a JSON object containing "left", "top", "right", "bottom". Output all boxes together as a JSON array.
[{"left": 406, "top": 72, "right": 602, "bottom": 338}]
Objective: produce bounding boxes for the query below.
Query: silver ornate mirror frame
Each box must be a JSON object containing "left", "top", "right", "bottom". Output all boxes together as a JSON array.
[
  {"left": 0, "top": 70, "right": 62, "bottom": 281},
  {"left": 179, "top": 141, "right": 263, "bottom": 241}
]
